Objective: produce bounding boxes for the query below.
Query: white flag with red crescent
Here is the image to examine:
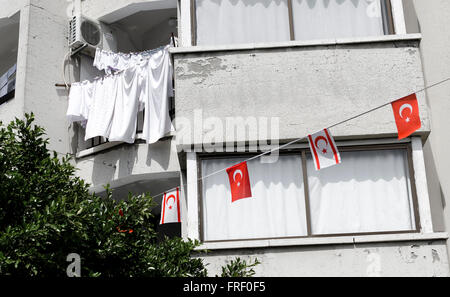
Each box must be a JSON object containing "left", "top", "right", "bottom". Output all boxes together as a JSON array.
[
  {"left": 160, "top": 188, "right": 181, "bottom": 224},
  {"left": 307, "top": 129, "right": 341, "bottom": 171}
]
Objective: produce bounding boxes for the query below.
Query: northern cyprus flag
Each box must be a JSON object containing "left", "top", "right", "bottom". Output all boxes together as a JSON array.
[
  {"left": 160, "top": 188, "right": 181, "bottom": 224},
  {"left": 307, "top": 129, "right": 341, "bottom": 171}
]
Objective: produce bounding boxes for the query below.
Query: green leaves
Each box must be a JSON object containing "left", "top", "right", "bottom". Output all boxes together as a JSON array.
[
  {"left": 0, "top": 113, "right": 260, "bottom": 277},
  {"left": 219, "top": 257, "right": 261, "bottom": 277}
]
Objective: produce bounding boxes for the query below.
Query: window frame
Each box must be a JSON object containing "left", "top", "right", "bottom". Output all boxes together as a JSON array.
[
  {"left": 196, "top": 142, "right": 421, "bottom": 244},
  {"left": 189, "top": 0, "right": 399, "bottom": 46}
]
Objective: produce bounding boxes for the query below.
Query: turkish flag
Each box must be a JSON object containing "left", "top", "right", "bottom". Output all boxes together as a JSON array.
[
  {"left": 160, "top": 188, "right": 181, "bottom": 224},
  {"left": 308, "top": 129, "right": 341, "bottom": 171},
  {"left": 226, "top": 162, "right": 252, "bottom": 203},
  {"left": 391, "top": 94, "right": 421, "bottom": 140}
]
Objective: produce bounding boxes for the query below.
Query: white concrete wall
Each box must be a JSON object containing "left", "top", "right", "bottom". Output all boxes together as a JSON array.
[
  {"left": 22, "top": 0, "right": 73, "bottom": 153},
  {"left": 0, "top": 0, "right": 28, "bottom": 19},
  {"left": 0, "top": 0, "right": 74, "bottom": 153},
  {"left": 173, "top": 37, "right": 429, "bottom": 149},
  {"left": 412, "top": 0, "right": 450, "bottom": 260},
  {"left": 82, "top": 0, "right": 177, "bottom": 23},
  {"left": 199, "top": 239, "right": 449, "bottom": 277},
  {"left": 76, "top": 139, "right": 181, "bottom": 190}
]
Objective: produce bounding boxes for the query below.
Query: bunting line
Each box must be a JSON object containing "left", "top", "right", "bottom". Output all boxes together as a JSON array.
[
  {"left": 42, "top": 76, "right": 450, "bottom": 201},
  {"left": 149, "top": 76, "right": 450, "bottom": 201}
]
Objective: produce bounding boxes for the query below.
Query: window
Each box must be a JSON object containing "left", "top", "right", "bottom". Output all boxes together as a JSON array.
[
  {"left": 0, "top": 12, "right": 19, "bottom": 105},
  {"left": 0, "top": 64, "right": 16, "bottom": 105},
  {"left": 193, "top": 0, "right": 395, "bottom": 46},
  {"left": 306, "top": 148, "right": 416, "bottom": 235},
  {"left": 195, "top": 0, "right": 291, "bottom": 46},
  {"left": 201, "top": 154, "right": 308, "bottom": 241},
  {"left": 199, "top": 143, "right": 419, "bottom": 242}
]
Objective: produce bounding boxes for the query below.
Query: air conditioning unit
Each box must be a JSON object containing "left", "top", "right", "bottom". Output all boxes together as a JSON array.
[{"left": 69, "top": 15, "right": 115, "bottom": 57}]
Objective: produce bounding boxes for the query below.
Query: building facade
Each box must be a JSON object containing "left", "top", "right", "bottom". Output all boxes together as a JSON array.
[{"left": 1, "top": 0, "right": 450, "bottom": 276}]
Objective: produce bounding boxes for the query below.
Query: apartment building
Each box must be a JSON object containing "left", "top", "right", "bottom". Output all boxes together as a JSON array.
[{"left": 0, "top": 0, "right": 449, "bottom": 276}]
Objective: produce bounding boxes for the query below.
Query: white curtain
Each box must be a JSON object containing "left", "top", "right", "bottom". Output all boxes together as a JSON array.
[
  {"left": 201, "top": 155, "right": 307, "bottom": 241},
  {"left": 196, "top": 0, "right": 291, "bottom": 46},
  {"left": 292, "top": 0, "right": 385, "bottom": 41},
  {"left": 307, "top": 149, "right": 415, "bottom": 235}
]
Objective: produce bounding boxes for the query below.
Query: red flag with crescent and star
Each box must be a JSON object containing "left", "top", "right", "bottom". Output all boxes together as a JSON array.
[
  {"left": 308, "top": 128, "right": 341, "bottom": 171},
  {"left": 226, "top": 161, "right": 252, "bottom": 203},
  {"left": 160, "top": 187, "right": 181, "bottom": 224},
  {"left": 391, "top": 93, "right": 421, "bottom": 140}
]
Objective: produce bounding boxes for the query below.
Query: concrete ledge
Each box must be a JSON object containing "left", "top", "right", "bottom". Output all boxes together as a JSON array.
[
  {"left": 196, "top": 232, "right": 448, "bottom": 251},
  {"left": 170, "top": 34, "right": 422, "bottom": 55},
  {"left": 76, "top": 132, "right": 176, "bottom": 159}
]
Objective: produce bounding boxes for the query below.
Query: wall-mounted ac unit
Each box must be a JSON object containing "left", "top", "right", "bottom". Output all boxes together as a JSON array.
[{"left": 68, "top": 15, "right": 116, "bottom": 57}]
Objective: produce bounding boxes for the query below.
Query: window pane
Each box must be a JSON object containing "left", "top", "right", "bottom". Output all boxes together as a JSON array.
[
  {"left": 292, "top": 0, "right": 385, "bottom": 41},
  {"left": 202, "top": 155, "right": 307, "bottom": 241},
  {"left": 307, "top": 149, "right": 415, "bottom": 235},
  {"left": 196, "top": 0, "right": 291, "bottom": 46}
]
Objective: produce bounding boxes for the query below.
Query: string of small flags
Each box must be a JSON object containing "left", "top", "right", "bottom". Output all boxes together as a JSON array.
[{"left": 157, "top": 77, "right": 450, "bottom": 225}]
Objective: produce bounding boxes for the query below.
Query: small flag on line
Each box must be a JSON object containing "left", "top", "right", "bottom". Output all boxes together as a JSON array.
[
  {"left": 160, "top": 188, "right": 181, "bottom": 224},
  {"left": 226, "top": 161, "right": 252, "bottom": 203},
  {"left": 308, "top": 128, "right": 341, "bottom": 171},
  {"left": 391, "top": 93, "right": 421, "bottom": 140}
]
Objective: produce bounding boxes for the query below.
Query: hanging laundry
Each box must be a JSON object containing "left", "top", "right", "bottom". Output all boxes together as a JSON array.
[
  {"left": 66, "top": 80, "right": 94, "bottom": 128},
  {"left": 66, "top": 82, "right": 83, "bottom": 122},
  {"left": 108, "top": 63, "right": 146, "bottom": 144},
  {"left": 94, "top": 48, "right": 147, "bottom": 74},
  {"left": 93, "top": 45, "right": 170, "bottom": 75},
  {"left": 85, "top": 75, "right": 118, "bottom": 140},
  {"left": 139, "top": 45, "right": 174, "bottom": 144},
  {"left": 67, "top": 44, "right": 174, "bottom": 146}
]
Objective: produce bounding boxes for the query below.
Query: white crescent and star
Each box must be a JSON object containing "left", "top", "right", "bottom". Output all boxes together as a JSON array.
[
  {"left": 399, "top": 103, "right": 413, "bottom": 123},
  {"left": 233, "top": 169, "right": 243, "bottom": 187}
]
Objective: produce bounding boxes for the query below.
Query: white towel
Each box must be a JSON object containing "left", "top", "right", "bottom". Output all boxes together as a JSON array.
[
  {"left": 85, "top": 75, "right": 118, "bottom": 140},
  {"left": 108, "top": 64, "right": 145, "bottom": 144},
  {"left": 139, "top": 46, "right": 174, "bottom": 144},
  {"left": 66, "top": 82, "right": 84, "bottom": 123}
]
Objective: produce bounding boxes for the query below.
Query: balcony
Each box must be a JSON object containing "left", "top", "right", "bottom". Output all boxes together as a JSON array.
[
  {"left": 72, "top": 2, "right": 180, "bottom": 193},
  {"left": 172, "top": 34, "right": 429, "bottom": 150}
]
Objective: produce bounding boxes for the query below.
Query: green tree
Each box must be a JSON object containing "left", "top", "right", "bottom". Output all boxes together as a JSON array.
[{"left": 0, "top": 114, "right": 258, "bottom": 277}]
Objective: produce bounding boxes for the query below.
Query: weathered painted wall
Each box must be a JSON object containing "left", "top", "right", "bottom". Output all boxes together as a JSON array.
[
  {"left": 173, "top": 37, "right": 429, "bottom": 150},
  {"left": 200, "top": 239, "right": 449, "bottom": 277},
  {"left": 76, "top": 140, "right": 181, "bottom": 190},
  {"left": 412, "top": 0, "right": 450, "bottom": 259},
  {"left": 0, "top": 0, "right": 74, "bottom": 153},
  {"left": 22, "top": 0, "right": 72, "bottom": 154},
  {"left": 0, "top": 0, "right": 448, "bottom": 277}
]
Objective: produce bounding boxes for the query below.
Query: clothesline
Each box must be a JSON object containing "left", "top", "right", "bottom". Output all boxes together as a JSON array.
[
  {"left": 149, "top": 76, "right": 450, "bottom": 201},
  {"left": 57, "top": 35, "right": 177, "bottom": 89}
]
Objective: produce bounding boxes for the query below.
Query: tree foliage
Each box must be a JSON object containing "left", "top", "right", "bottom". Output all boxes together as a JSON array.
[{"left": 0, "top": 114, "right": 258, "bottom": 277}]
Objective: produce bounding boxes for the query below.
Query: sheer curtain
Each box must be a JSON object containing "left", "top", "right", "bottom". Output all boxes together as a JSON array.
[
  {"left": 201, "top": 155, "right": 307, "bottom": 241},
  {"left": 307, "top": 149, "right": 415, "bottom": 235},
  {"left": 196, "top": 0, "right": 291, "bottom": 46},
  {"left": 292, "top": 0, "right": 385, "bottom": 41}
]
